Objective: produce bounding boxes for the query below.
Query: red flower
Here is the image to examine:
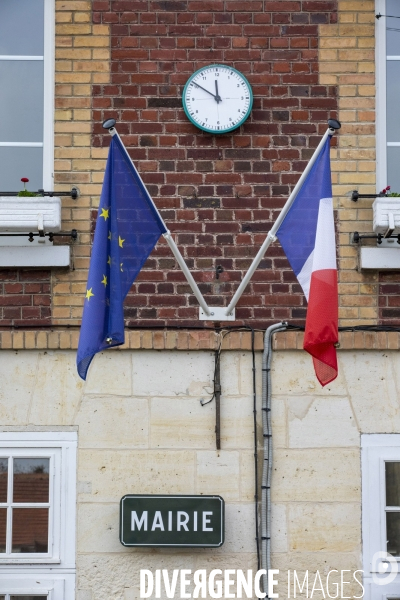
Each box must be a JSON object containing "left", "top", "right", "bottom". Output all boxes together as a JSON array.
[{"left": 21, "top": 178, "right": 29, "bottom": 183}]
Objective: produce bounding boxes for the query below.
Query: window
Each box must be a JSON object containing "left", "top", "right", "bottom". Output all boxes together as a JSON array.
[
  {"left": 362, "top": 434, "right": 400, "bottom": 599},
  {"left": 0, "top": 454, "right": 50, "bottom": 557},
  {"left": 0, "top": 433, "right": 77, "bottom": 600},
  {"left": 0, "top": 0, "right": 54, "bottom": 191},
  {"left": 376, "top": 0, "right": 400, "bottom": 191}
]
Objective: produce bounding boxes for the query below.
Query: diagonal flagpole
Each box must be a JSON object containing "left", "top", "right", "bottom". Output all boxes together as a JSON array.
[
  {"left": 224, "top": 118, "right": 341, "bottom": 317},
  {"left": 102, "top": 119, "right": 212, "bottom": 318}
]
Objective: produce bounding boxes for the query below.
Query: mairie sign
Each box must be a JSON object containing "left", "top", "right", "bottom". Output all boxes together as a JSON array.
[{"left": 120, "top": 495, "right": 224, "bottom": 547}]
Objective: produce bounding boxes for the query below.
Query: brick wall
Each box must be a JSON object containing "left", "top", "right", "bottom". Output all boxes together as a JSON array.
[
  {"left": 0, "top": 271, "right": 51, "bottom": 327},
  {"left": 379, "top": 273, "right": 400, "bottom": 326},
  {"left": 52, "top": 0, "right": 111, "bottom": 325},
  {"left": 87, "top": 0, "right": 338, "bottom": 327},
  {"left": 319, "top": 0, "right": 381, "bottom": 326},
  {"left": 10, "top": 1, "right": 396, "bottom": 331}
]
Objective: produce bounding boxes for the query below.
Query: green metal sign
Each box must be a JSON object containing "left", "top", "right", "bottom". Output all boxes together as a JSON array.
[{"left": 120, "top": 495, "right": 224, "bottom": 547}]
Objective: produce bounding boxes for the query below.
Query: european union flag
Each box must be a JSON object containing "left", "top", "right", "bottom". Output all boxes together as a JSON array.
[{"left": 77, "top": 134, "right": 167, "bottom": 380}]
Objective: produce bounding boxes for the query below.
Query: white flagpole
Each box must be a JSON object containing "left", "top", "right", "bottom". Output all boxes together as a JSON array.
[
  {"left": 224, "top": 120, "right": 341, "bottom": 317},
  {"left": 103, "top": 120, "right": 212, "bottom": 317}
]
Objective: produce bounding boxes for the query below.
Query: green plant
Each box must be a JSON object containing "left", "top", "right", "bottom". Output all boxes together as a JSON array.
[{"left": 17, "top": 177, "right": 40, "bottom": 197}]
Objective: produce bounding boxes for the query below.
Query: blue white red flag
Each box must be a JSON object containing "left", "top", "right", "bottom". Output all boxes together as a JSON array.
[
  {"left": 276, "top": 136, "right": 338, "bottom": 386},
  {"left": 77, "top": 135, "right": 167, "bottom": 380}
]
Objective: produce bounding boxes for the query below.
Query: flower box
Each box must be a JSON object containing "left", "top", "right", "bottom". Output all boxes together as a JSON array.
[{"left": 0, "top": 197, "right": 62, "bottom": 232}]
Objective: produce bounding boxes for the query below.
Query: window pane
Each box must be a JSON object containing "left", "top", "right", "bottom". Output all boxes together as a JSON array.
[
  {"left": 387, "top": 62, "right": 400, "bottom": 143},
  {"left": 387, "top": 511, "right": 400, "bottom": 555},
  {"left": 0, "top": 147, "right": 43, "bottom": 191},
  {"left": 11, "top": 597, "right": 48, "bottom": 600},
  {"left": 0, "top": 0, "right": 44, "bottom": 56},
  {"left": 387, "top": 0, "right": 400, "bottom": 55},
  {"left": 0, "top": 459, "right": 7, "bottom": 503},
  {"left": 386, "top": 462, "right": 400, "bottom": 506},
  {"left": 13, "top": 458, "right": 49, "bottom": 503},
  {"left": 12, "top": 507, "right": 48, "bottom": 553},
  {"left": 0, "top": 61, "right": 44, "bottom": 143},
  {"left": 0, "top": 508, "right": 6, "bottom": 552},
  {"left": 387, "top": 147, "right": 400, "bottom": 191}
]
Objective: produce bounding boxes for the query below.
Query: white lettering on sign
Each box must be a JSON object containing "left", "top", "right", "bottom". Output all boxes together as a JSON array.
[
  {"left": 151, "top": 511, "right": 165, "bottom": 531},
  {"left": 131, "top": 510, "right": 148, "bottom": 531},
  {"left": 177, "top": 511, "right": 189, "bottom": 531},
  {"left": 203, "top": 511, "right": 213, "bottom": 531},
  {"left": 194, "top": 510, "right": 198, "bottom": 532},
  {"left": 131, "top": 510, "right": 214, "bottom": 532}
]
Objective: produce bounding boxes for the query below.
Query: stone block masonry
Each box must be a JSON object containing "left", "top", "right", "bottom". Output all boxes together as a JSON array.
[{"left": 1, "top": 344, "right": 398, "bottom": 599}]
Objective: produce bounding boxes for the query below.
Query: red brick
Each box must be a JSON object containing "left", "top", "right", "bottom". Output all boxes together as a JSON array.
[{"left": 89, "top": 0, "right": 338, "bottom": 328}]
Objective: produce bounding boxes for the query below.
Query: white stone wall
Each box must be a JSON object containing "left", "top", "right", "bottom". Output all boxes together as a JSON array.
[{"left": 1, "top": 348, "right": 399, "bottom": 599}]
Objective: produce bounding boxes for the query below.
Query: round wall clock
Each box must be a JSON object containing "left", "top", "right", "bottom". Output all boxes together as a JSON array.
[{"left": 182, "top": 64, "right": 253, "bottom": 134}]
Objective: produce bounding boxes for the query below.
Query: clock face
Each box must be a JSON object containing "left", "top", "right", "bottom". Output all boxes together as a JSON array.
[{"left": 182, "top": 64, "right": 253, "bottom": 134}]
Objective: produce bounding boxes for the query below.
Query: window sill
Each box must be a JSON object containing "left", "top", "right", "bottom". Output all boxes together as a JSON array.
[
  {"left": 0, "top": 244, "right": 70, "bottom": 267},
  {"left": 360, "top": 246, "right": 400, "bottom": 270}
]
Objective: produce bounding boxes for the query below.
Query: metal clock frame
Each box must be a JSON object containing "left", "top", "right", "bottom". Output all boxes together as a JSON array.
[{"left": 182, "top": 64, "right": 253, "bottom": 134}]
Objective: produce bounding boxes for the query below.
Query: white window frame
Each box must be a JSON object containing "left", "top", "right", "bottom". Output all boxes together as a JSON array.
[
  {"left": 375, "top": 0, "right": 400, "bottom": 192},
  {"left": 0, "top": 576, "right": 69, "bottom": 600},
  {"left": 0, "top": 0, "right": 55, "bottom": 190},
  {"left": 362, "top": 434, "right": 400, "bottom": 600},
  {"left": 1, "top": 448, "right": 57, "bottom": 561},
  {"left": 0, "top": 432, "right": 77, "bottom": 600}
]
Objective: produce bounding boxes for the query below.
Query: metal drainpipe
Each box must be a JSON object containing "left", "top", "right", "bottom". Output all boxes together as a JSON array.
[{"left": 261, "top": 322, "right": 288, "bottom": 596}]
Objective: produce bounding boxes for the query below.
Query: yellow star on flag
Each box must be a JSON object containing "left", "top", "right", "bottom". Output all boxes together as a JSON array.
[
  {"left": 119, "top": 236, "right": 125, "bottom": 248},
  {"left": 100, "top": 208, "right": 109, "bottom": 221},
  {"left": 120, "top": 262, "right": 123, "bottom": 272},
  {"left": 86, "top": 288, "right": 94, "bottom": 301},
  {"left": 101, "top": 275, "right": 107, "bottom": 287},
  {"left": 107, "top": 255, "right": 111, "bottom": 265},
  {"left": 108, "top": 230, "right": 112, "bottom": 240}
]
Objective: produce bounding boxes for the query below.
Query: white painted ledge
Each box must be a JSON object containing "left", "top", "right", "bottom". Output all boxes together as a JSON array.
[
  {"left": 360, "top": 247, "right": 400, "bottom": 270},
  {"left": 0, "top": 245, "right": 70, "bottom": 267}
]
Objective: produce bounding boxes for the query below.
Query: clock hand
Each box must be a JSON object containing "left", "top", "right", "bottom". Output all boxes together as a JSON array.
[
  {"left": 215, "top": 80, "right": 222, "bottom": 103},
  {"left": 193, "top": 82, "right": 218, "bottom": 101}
]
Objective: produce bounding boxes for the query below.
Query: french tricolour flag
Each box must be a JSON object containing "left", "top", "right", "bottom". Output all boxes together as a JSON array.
[{"left": 276, "top": 136, "right": 338, "bottom": 386}]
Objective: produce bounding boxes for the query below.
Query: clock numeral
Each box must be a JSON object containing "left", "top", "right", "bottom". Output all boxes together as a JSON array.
[
  {"left": 196, "top": 110, "right": 198, "bottom": 113},
  {"left": 192, "top": 98, "right": 195, "bottom": 101},
  {"left": 241, "top": 97, "right": 244, "bottom": 100},
  {"left": 205, "top": 118, "right": 208, "bottom": 121},
  {"left": 237, "top": 84, "right": 240, "bottom": 87},
  {"left": 217, "top": 121, "right": 220, "bottom": 124},
  {"left": 229, "top": 118, "right": 232, "bottom": 121}
]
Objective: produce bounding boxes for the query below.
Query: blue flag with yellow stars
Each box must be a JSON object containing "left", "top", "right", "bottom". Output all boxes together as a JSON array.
[{"left": 77, "top": 134, "right": 167, "bottom": 380}]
